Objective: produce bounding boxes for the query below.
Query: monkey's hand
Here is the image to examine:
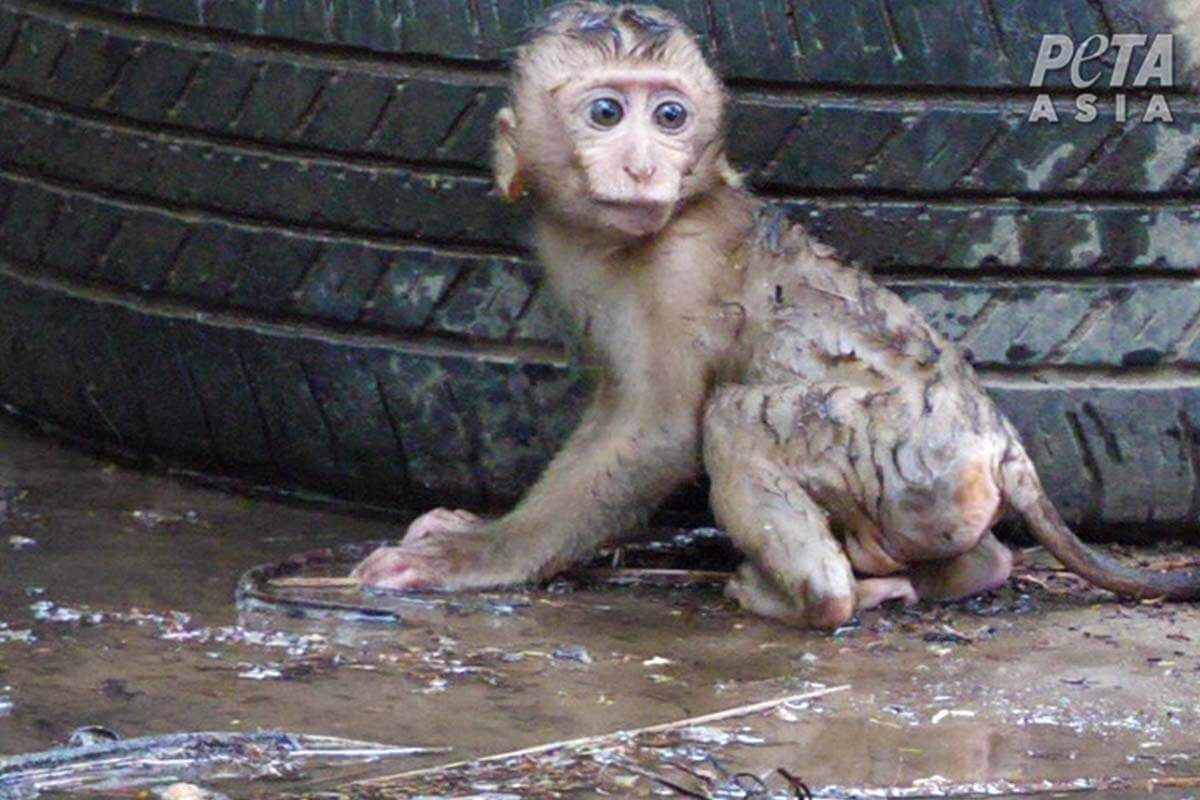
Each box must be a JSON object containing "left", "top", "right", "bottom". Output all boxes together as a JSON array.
[{"left": 351, "top": 508, "right": 517, "bottom": 591}]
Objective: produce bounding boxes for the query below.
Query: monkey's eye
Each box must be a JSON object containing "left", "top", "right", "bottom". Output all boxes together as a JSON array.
[
  {"left": 588, "top": 97, "right": 624, "bottom": 128},
  {"left": 653, "top": 101, "right": 688, "bottom": 130}
]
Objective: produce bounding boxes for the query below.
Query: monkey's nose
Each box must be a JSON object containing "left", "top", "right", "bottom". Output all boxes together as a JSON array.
[{"left": 624, "top": 164, "right": 656, "bottom": 183}]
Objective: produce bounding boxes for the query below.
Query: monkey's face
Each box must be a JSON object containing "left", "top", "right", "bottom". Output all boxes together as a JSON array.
[
  {"left": 495, "top": 5, "right": 732, "bottom": 239},
  {"left": 548, "top": 67, "right": 702, "bottom": 237}
]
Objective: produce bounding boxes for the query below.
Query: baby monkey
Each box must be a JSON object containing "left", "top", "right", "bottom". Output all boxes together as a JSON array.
[{"left": 354, "top": 3, "right": 1200, "bottom": 628}]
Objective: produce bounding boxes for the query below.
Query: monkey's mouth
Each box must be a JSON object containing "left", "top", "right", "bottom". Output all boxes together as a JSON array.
[
  {"left": 593, "top": 197, "right": 674, "bottom": 210},
  {"left": 592, "top": 198, "right": 675, "bottom": 236}
]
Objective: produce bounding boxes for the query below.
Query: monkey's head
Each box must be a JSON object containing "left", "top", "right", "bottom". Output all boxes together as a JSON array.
[{"left": 494, "top": 3, "right": 738, "bottom": 239}]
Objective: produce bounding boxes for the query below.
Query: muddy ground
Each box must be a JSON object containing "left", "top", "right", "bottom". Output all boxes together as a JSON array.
[{"left": 0, "top": 418, "right": 1198, "bottom": 799}]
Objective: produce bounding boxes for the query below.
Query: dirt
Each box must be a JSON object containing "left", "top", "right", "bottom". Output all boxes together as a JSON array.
[{"left": 0, "top": 418, "right": 1198, "bottom": 799}]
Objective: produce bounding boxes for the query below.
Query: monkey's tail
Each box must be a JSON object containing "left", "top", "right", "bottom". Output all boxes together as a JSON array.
[{"left": 1001, "top": 443, "right": 1200, "bottom": 601}]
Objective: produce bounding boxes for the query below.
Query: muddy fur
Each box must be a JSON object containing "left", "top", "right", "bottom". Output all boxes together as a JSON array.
[{"left": 353, "top": 3, "right": 1200, "bottom": 627}]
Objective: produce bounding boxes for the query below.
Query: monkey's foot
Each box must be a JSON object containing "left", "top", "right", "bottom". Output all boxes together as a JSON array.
[
  {"left": 910, "top": 532, "right": 1013, "bottom": 602},
  {"left": 405, "top": 508, "right": 483, "bottom": 544},
  {"left": 725, "top": 563, "right": 799, "bottom": 622},
  {"left": 726, "top": 564, "right": 920, "bottom": 629},
  {"left": 725, "top": 562, "right": 858, "bottom": 630},
  {"left": 351, "top": 508, "right": 499, "bottom": 591},
  {"left": 854, "top": 576, "right": 918, "bottom": 611}
]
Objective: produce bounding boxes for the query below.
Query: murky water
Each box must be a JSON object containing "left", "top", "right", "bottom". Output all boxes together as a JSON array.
[{"left": 1, "top": 418, "right": 1199, "bottom": 798}]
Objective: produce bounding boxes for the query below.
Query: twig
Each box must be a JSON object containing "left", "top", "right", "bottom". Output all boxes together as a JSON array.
[
  {"left": 0, "top": 732, "right": 443, "bottom": 793},
  {"left": 1151, "top": 776, "right": 1200, "bottom": 789},
  {"left": 613, "top": 761, "right": 712, "bottom": 799},
  {"left": 268, "top": 577, "right": 360, "bottom": 589},
  {"left": 666, "top": 760, "right": 717, "bottom": 787},
  {"left": 1013, "top": 574, "right": 1051, "bottom": 591},
  {"left": 357, "top": 684, "right": 851, "bottom": 785},
  {"left": 777, "top": 767, "right": 813, "bottom": 799},
  {"left": 804, "top": 774, "right": 1200, "bottom": 798},
  {"left": 1143, "top": 557, "right": 1200, "bottom": 571},
  {"left": 269, "top": 569, "right": 730, "bottom": 592},
  {"left": 565, "top": 567, "right": 731, "bottom": 587},
  {"left": 1013, "top": 573, "right": 1083, "bottom": 596}
]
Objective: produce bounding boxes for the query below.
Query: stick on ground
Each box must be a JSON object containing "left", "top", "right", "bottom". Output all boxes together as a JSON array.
[
  {"left": 358, "top": 684, "right": 851, "bottom": 785},
  {"left": 267, "top": 577, "right": 360, "bottom": 589}
]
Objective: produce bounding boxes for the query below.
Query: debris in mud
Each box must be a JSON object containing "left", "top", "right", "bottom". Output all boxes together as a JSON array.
[
  {"left": 158, "top": 783, "right": 231, "bottom": 800},
  {"left": 28, "top": 601, "right": 103, "bottom": 626},
  {"left": 0, "top": 486, "right": 25, "bottom": 520},
  {"left": 208, "top": 655, "right": 345, "bottom": 682},
  {"left": 341, "top": 726, "right": 1200, "bottom": 800},
  {"left": 99, "top": 679, "right": 141, "bottom": 702},
  {"left": 355, "top": 687, "right": 848, "bottom": 798},
  {"left": 929, "top": 709, "right": 976, "bottom": 725},
  {"left": 130, "top": 509, "right": 201, "bottom": 528},
  {"left": 66, "top": 727, "right": 121, "bottom": 747},
  {"left": 921, "top": 625, "right": 974, "bottom": 646},
  {"left": 552, "top": 645, "right": 593, "bottom": 665},
  {"left": 594, "top": 753, "right": 815, "bottom": 800},
  {"left": 28, "top": 590, "right": 527, "bottom": 693},
  {"left": 236, "top": 665, "right": 284, "bottom": 681},
  {"left": 881, "top": 704, "right": 919, "bottom": 726},
  {"left": 6, "top": 536, "right": 35, "bottom": 551},
  {"left": 0, "top": 687, "right": 12, "bottom": 717},
  {"left": 0, "top": 623, "right": 35, "bottom": 644},
  {"left": 0, "top": 731, "right": 446, "bottom": 799},
  {"left": 28, "top": 598, "right": 331, "bottom": 656}
]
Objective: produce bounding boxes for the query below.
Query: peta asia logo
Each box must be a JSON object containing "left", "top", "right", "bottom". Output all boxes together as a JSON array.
[{"left": 1028, "top": 34, "right": 1175, "bottom": 124}]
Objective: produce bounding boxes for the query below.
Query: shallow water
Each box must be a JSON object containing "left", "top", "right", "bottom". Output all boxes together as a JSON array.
[{"left": 0, "top": 418, "right": 1198, "bottom": 798}]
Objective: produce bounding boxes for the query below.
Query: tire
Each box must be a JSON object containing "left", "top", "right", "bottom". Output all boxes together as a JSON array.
[{"left": 0, "top": 0, "right": 1197, "bottom": 529}]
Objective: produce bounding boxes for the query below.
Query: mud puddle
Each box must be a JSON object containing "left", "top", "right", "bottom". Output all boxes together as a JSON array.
[{"left": 1, "top": 418, "right": 1199, "bottom": 798}]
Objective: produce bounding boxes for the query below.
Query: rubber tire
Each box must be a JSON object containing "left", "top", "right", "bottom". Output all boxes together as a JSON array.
[{"left": 0, "top": 0, "right": 1198, "bottom": 529}]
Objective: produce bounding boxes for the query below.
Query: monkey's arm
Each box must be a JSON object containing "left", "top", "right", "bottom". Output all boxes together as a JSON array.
[{"left": 352, "top": 381, "right": 703, "bottom": 590}]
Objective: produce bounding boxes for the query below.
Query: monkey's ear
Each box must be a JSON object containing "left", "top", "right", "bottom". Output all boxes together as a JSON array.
[
  {"left": 715, "top": 151, "right": 743, "bottom": 189},
  {"left": 493, "top": 107, "right": 527, "bottom": 203}
]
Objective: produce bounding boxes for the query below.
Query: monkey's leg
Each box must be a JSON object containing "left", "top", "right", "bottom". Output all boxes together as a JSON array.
[
  {"left": 712, "top": 466, "right": 859, "bottom": 629},
  {"left": 406, "top": 508, "right": 483, "bottom": 541},
  {"left": 725, "top": 561, "right": 914, "bottom": 622},
  {"left": 706, "top": 389, "right": 862, "bottom": 630},
  {"left": 724, "top": 562, "right": 801, "bottom": 622},
  {"left": 909, "top": 532, "right": 1013, "bottom": 601},
  {"left": 855, "top": 577, "right": 919, "bottom": 609},
  {"left": 354, "top": 383, "right": 700, "bottom": 590},
  {"left": 351, "top": 509, "right": 486, "bottom": 587}
]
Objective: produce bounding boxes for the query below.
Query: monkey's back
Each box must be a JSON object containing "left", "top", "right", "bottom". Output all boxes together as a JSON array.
[{"left": 733, "top": 212, "right": 1014, "bottom": 564}]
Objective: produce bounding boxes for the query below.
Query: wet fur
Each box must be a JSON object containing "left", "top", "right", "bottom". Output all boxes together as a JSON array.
[{"left": 353, "top": 2, "right": 1200, "bottom": 627}]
